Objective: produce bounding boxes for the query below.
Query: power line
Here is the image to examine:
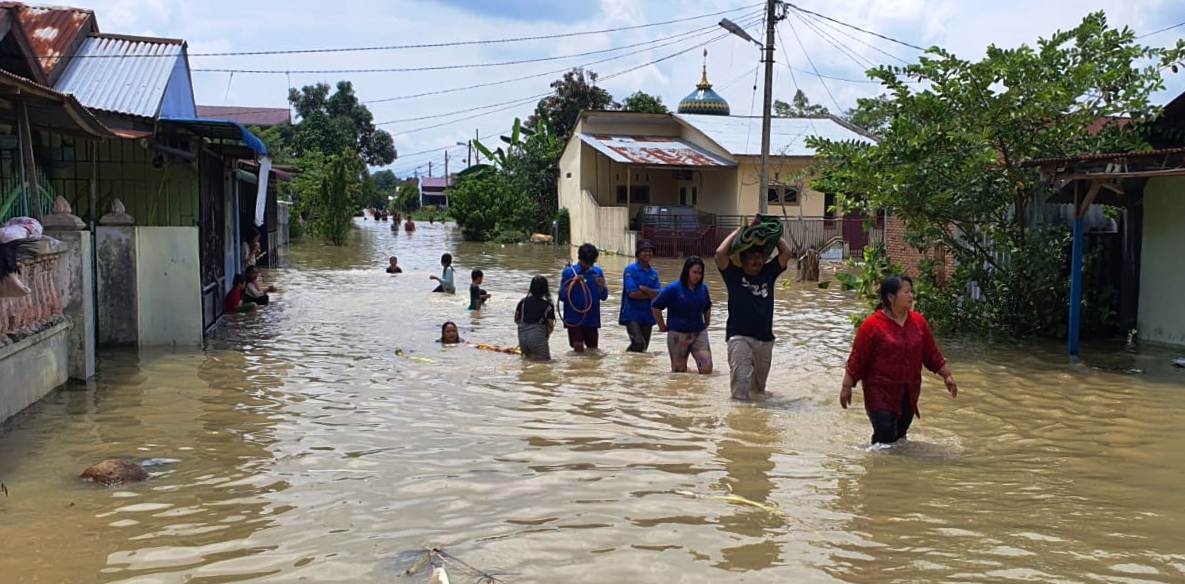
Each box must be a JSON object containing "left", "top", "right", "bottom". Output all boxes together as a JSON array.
[
  {"left": 798, "top": 9, "right": 910, "bottom": 65},
  {"left": 1137, "top": 21, "right": 1185, "bottom": 40},
  {"left": 793, "top": 11, "right": 876, "bottom": 71},
  {"left": 782, "top": 2, "right": 926, "bottom": 52},
  {"left": 36, "top": 4, "right": 763, "bottom": 61},
  {"left": 783, "top": 17, "right": 843, "bottom": 114}
]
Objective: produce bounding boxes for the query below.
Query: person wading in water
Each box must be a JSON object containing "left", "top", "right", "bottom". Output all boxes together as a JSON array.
[
  {"left": 560, "top": 243, "right": 608, "bottom": 353},
  {"left": 840, "top": 275, "right": 958, "bottom": 444},
  {"left": 715, "top": 218, "right": 793, "bottom": 400},
  {"left": 652, "top": 256, "right": 713, "bottom": 374},
  {"left": 619, "top": 240, "right": 661, "bottom": 352}
]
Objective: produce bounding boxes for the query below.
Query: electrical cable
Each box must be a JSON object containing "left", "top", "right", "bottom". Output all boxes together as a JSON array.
[
  {"left": 782, "top": 17, "right": 843, "bottom": 113},
  {"left": 781, "top": 2, "right": 927, "bottom": 51},
  {"left": 796, "top": 9, "right": 910, "bottom": 65},
  {"left": 793, "top": 12, "right": 877, "bottom": 71}
]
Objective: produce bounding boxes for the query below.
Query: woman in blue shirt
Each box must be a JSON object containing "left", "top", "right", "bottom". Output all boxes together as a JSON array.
[{"left": 651, "top": 256, "right": 713, "bottom": 374}]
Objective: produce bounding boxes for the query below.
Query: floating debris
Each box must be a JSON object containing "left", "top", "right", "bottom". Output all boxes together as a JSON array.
[
  {"left": 395, "top": 348, "right": 436, "bottom": 364},
  {"left": 81, "top": 459, "right": 148, "bottom": 486},
  {"left": 139, "top": 458, "right": 181, "bottom": 468},
  {"left": 473, "top": 343, "right": 521, "bottom": 356},
  {"left": 394, "top": 547, "right": 505, "bottom": 583},
  {"left": 673, "top": 484, "right": 792, "bottom": 521}
]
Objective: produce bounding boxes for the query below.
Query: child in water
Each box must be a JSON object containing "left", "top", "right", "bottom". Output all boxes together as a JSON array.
[
  {"left": 515, "top": 276, "right": 556, "bottom": 361},
  {"left": 439, "top": 321, "right": 462, "bottom": 344},
  {"left": 430, "top": 253, "right": 455, "bottom": 293},
  {"left": 469, "top": 269, "right": 491, "bottom": 310},
  {"left": 224, "top": 274, "right": 256, "bottom": 314},
  {"left": 386, "top": 256, "right": 403, "bottom": 274}
]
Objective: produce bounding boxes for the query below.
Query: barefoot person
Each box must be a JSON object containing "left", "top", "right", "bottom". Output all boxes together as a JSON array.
[
  {"left": 840, "top": 275, "right": 958, "bottom": 444},
  {"left": 560, "top": 243, "right": 608, "bottom": 353},
  {"left": 715, "top": 217, "right": 793, "bottom": 400},
  {"left": 652, "top": 256, "right": 713, "bottom": 374},
  {"left": 619, "top": 240, "right": 661, "bottom": 352}
]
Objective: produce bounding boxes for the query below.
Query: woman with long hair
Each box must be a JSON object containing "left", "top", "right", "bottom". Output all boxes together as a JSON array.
[
  {"left": 652, "top": 256, "right": 713, "bottom": 374},
  {"left": 515, "top": 276, "right": 557, "bottom": 361},
  {"left": 840, "top": 275, "right": 958, "bottom": 444}
]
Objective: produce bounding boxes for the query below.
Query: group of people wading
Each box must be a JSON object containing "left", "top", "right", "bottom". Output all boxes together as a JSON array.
[{"left": 426, "top": 215, "right": 958, "bottom": 445}]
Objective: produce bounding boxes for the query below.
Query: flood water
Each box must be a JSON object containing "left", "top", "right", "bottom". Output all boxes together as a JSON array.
[{"left": 2, "top": 218, "right": 1184, "bottom": 583}]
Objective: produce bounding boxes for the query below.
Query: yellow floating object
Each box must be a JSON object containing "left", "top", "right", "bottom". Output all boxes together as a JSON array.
[{"left": 473, "top": 343, "right": 522, "bottom": 355}]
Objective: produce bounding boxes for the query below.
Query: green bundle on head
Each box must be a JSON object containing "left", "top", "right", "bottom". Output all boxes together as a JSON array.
[{"left": 728, "top": 215, "right": 784, "bottom": 267}]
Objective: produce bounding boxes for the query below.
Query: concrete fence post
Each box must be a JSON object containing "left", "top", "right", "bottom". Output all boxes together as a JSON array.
[
  {"left": 43, "top": 196, "right": 95, "bottom": 380},
  {"left": 96, "top": 199, "right": 137, "bottom": 346}
]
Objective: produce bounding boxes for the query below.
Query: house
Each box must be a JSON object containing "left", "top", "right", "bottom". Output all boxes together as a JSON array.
[
  {"left": 420, "top": 176, "right": 451, "bottom": 208},
  {"left": 1028, "top": 90, "right": 1185, "bottom": 351},
  {"left": 557, "top": 63, "right": 876, "bottom": 258}
]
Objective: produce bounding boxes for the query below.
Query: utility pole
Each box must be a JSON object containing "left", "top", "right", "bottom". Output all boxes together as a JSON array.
[
  {"left": 758, "top": 0, "right": 779, "bottom": 215},
  {"left": 444, "top": 150, "right": 450, "bottom": 179},
  {"left": 428, "top": 161, "right": 433, "bottom": 177},
  {"left": 474, "top": 129, "right": 481, "bottom": 164}
]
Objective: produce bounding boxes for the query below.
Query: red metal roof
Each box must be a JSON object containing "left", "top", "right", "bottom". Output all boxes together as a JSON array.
[
  {"left": 1024, "top": 147, "right": 1185, "bottom": 166},
  {"left": 196, "top": 105, "right": 291, "bottom": 127},
  {"left": 420, "top": 176, "right": 451, "bottom": 189},
  {"left": 1, "top": 2, "right": 96, "bottom": 82}
]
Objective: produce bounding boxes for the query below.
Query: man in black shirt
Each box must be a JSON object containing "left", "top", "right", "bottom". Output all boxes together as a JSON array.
[{"left": 715, "top": 218, "right": 793, "bottom": 400}]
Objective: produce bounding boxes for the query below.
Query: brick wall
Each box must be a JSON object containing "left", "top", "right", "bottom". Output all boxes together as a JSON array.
[{"left": 883, "top": 215, "right": 956, "bottom": 285}]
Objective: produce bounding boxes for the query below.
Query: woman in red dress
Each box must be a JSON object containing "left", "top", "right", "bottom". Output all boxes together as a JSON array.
[{"left": 840, "top": 275, "right": 958, "bottom": 444}]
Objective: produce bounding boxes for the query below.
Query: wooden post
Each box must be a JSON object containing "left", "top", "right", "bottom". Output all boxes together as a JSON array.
[{"left": 17, "top": 99, "right": 41, "bottom": 220}]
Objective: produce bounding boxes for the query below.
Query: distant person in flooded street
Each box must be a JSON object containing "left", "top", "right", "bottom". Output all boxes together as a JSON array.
[
  {"left": 515, "top": 276, "right": 556, "bottom": 361},
  {"left": 439, "top": 321, "right": 462, "bottom": 345},
  {"left": 386, "top": 256, "right": 403, "bottom": 274},
  {"left": 652, "top": 256, "right": 713, "bottom": 374},
  {"left": 405, "top": 217, "right": 416, "bottom": 232},
  {"left": 560, "top": 243, "right": 608, "bottom": 352},
  {"left": 224, "top": 274, "right": 256, "bottom": 314},
  {"left": 430, "top": 253, "right": 455, "bottom": 293},
  {"left": 715, "top": 218, "right": 793, "bottom": 401},
  {"left": 841, "top": 275, "right": 958, "bottom": 445},
  {"left": 619, "top": 240, "right": 660, "bottom": 352},
  {"left": 468, "top": 269, "right": 491, "bottom": 311}
]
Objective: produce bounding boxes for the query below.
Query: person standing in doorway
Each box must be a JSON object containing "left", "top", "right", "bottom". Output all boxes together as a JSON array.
[
  {"left": 840, "top": 275, "right": 958, "bottom": 444},
  {"left": 619, "top": 240, "right": 661, "bottom": 352},
  {"left": 715, "top": 218, "right": 793, "bottom": 400},
  {"left": 560, "top": 243, "right": 608, "bottom": 353}
]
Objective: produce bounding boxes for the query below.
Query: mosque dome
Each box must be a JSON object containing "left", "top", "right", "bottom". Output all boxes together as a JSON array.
[{"left": 677, "top": 51, "right": 730, "bottom": 116}]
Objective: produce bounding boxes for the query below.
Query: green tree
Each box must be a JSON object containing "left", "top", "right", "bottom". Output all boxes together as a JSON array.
[
  {"left": 366, "top": 169, "right": 399, "bottom": 209},
  {"left": 389, "top": 179, "right": 421, "bottom": 213},
  {"left": 807, "top": 12, "right": 1184, "bottom": 335},
  {"left": 528, "top": 68, "right": 616, "bottom": 139},
  {"left": 288, "top": 81, "right": 397, "bottom": 166},
  {"left": 621, "top": 91, "right": 669, "bottom": 114},
  {"left": 843, "top": 94, "right": 893, "bottom": 135},
  {"left": 774, "top": 89, "right": 830, "bottom": 118}
]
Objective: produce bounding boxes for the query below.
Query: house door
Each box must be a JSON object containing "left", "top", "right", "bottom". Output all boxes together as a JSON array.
[
  {"left": 198, "top": 151, "right": 226, "bottom": 330},
  {"left": 678, "top": 180, "right": 698, "bottom": 206}
]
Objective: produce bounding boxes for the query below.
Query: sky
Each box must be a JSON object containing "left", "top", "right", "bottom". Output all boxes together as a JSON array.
[{"left": 61, "top": 0, "right": 1185, "bottom": 177}]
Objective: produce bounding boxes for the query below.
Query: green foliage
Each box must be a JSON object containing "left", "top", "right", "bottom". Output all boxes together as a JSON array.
[
  {"left": 527, "top": 68, "right": 615, "bottom": 139},
  {"left": 555, "top": 207, "right": 570, "bottom": 244},
  {"left": 621, "top": 91, "right": 669, "bottom": 114},
  {"left": 368, "top": 170, "right": 399, "bottom": 210},
  {"left": 452, "top": 114, "right": 563, "bottom": 240},
  {"left": 287, "top": 81, "right": 396, "bottom": 166},
  {"left": 774, "top": 90, "right": 830, "bottom": 118},
  {"left": 836, "top": 243, "right": 901, "bottom": 326},
  {"left": 843, "top": 94, "right": 894, "bottom": 135},
  {"left": 807, "top": 12, "right": 1185, "bottom": 336},
  {"left": 389, "top": 179, "right": 421, "bottom": 213},
  {"left": 302, "top": 151, "right": 363, "bottom": 246}
]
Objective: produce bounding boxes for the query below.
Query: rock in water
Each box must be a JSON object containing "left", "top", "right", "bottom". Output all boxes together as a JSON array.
[{"left": 81, "top": 459, "right": 148, "bottom": 485}]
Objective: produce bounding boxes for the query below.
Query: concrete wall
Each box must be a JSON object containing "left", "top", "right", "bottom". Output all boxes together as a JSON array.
[
  {"left": 0, "top": 322, "right": 69, "bottom": 424},
  {"left": 96, "top": 225, "right": 138, "bottom": 345},
  {"left": 1138, "top": 176, "right": 1185, "bottom": 347},
  {"left": 734, "top": 158, "right": 826, "bottom": 217},
  {"left": 45, "top": 230, "right": 95, "bottom": 380},
  {"left": 136, "top": 227, "right": 203, "bottom": 347}
]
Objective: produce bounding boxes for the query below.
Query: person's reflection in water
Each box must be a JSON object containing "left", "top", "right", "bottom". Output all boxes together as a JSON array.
[{"left": 714, "top": 408, "right": 785, "bottom": 571}]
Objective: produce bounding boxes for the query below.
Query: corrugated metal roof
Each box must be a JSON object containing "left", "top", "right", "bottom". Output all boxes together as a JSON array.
[
  {"left": 54, "top": 33, "right": 185, "bottom": 119},
  {"left": 420, "top": 177, "right": 451, "bottom": 189},
  {"left": 579, "top": 134, "right": 734, "bottom": 167},
  {"left": 8, "top": 3, "right": 94, "bottom": 80},
  {"left": 196, "top": 105, "right": 290, "bottom": 127},
  {"left": 675, "top": 114, "right": 874, "bottom": 157}
]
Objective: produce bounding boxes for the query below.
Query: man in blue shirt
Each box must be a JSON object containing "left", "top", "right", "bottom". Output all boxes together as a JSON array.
[
  {"left": 560, "top": 243, "right": 609, "bottom": 353},
  {"left": 619, "top": 240, "right": 661, "bottom": 352}
]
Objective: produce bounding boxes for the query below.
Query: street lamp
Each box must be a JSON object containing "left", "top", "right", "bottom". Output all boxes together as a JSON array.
[
  {"left": 720, "top": 2, "right": 779, "bottom": 215},
  {"left": 456, "top": 141, "right": 471, "bottom": 167}
]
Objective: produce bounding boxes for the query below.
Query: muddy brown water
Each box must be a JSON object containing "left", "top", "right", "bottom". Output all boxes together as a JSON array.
[{"left": 1, "top": 219, "right": 1183, "bottom": 583}]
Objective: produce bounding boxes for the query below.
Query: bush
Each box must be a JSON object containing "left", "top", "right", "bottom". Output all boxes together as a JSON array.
[
  {"left": 448, "top": 167, "right": 533, "bottom": 242},
  {"left": 555, "top": 208, "right": 570, "bottom": 244}
]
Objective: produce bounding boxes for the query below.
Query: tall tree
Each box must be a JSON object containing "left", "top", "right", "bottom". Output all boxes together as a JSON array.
[
  {"left": 288, "top": 81, "right": 397, "bottom": 166},
  {"left": 843, "top": 94, "right": 894, "bottom": 135},
  {"left": 527, "top": 68, "right": 616, "bottom": 139},
  {"left": 621, "top": 91, "right": 669, "bottom": 114},
  {"left": 774, "top": 89, "right": 830, "bottom": 118},
  {"left": 364, "top": 169, "right": 399, "bottom": 210},
  {"left": 807, "top": 12, "right": 1185, "bottom": 336}
]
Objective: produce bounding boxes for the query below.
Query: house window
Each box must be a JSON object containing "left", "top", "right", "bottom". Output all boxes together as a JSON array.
[
  {"left": 783, "top": 186, "right": 799, "bottom": 205},
  {"left": 767, "top": 187, "right": 780, "bottom": 203},
  {"left": 616, "top": 185, "right": 651, "bottom": 204}
]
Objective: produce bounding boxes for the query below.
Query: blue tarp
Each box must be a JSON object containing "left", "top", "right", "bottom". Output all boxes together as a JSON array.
[{"left": 160, "top": 118, "right": 268, "bottom": 157}]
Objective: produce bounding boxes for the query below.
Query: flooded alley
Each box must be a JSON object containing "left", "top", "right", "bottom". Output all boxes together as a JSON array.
[{"left": 2, "top": 219, "right": 1184, "bottom": 583}]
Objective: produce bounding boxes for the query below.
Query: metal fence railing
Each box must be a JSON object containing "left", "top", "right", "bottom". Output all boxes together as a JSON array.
[{"left": 638, "top": 214, "right": 884, "bottom": 259}]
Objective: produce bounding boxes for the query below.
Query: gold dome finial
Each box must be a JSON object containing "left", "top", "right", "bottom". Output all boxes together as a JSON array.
[{"left": 697, "top": 48, "right": 712, "bottom": 89}]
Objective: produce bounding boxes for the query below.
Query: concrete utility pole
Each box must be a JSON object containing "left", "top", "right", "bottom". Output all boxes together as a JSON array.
[
  {"left": 444, "top": 150, "right": 449, "bottom": 179},
  {"left": 758, "top": 0, "right": 779, "bottom": 216},
  {"left": 428, "top": 161, "right": 433, "bottom": 178}
]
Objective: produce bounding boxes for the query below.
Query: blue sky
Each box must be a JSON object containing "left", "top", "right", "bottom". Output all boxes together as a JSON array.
[{"left": 62, "top": 0, "right": 1185, "bottom": 176}]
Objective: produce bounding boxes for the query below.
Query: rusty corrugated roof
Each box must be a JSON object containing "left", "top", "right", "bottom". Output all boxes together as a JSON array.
[
  {"left": 2, "top": 2, "right": 95, "bottom": 81},
  {"left": 579, "top": 134, "right": 734, "bottom": 167}
]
